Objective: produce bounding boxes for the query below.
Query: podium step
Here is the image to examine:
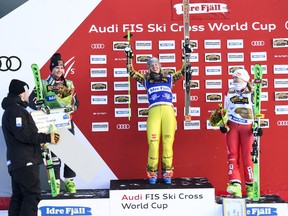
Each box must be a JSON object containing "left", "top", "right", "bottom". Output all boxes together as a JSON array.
[
  {"left": 110, "top": 177, "right": 216, "bottom": 216},
  {"left": 110, "top": 177, "right": 214, "bottom": 190}
]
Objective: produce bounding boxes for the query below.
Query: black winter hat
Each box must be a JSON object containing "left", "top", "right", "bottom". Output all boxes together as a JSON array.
[
  {"left": 49, "top": 53, "right": 65, "bottom": 72},
  {"left": 9, "top": 79, "right": 29, "bottom": 95}
]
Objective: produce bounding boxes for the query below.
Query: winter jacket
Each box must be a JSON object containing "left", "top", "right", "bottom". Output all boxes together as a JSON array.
[{"left": 1, "top": 94, "right": 51, "bottom": 172}]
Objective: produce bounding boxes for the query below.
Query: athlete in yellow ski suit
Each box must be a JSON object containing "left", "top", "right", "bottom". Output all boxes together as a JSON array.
[{"left": 126, "top": 52, "right": 187, "bottom": 184}]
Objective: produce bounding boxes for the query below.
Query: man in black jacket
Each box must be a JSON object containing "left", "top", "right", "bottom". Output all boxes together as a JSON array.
[{"left": 1, "top": 79, "right": 60, "bottom": 216}]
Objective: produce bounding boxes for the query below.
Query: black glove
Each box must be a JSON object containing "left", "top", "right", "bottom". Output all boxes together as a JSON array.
[
  {"left": 220, "top": 126, "right": 228, "bottom": 134},
  {"left": 124, "top": 46, "right": 134, "bottom": 59},
  {"left": 182, "top": 42, "right": 192, "bottom": 59},
  {"left": 181, "top": 64, "right": 192, "bottom": 76},
  {"left": 41, "top": 105, "right": 50, "bottom": 114},
  {"left": 64, "top": 106, "right": 75, "bottom": 113},
  {"left": 252, "top": 127, "right": 263, "bottom": 136},
  {"left": 35, "top": 99, "right": 45, "bottom": 107}
]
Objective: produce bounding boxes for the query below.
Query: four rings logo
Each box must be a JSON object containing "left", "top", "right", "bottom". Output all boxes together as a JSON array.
[
  {"left": 0, "top": 56, "right": 22, "bottom": 71},
  {"left": 190, "top": 96, "right": 198, "bottom": 101},
  {"left": 116, "top": 124, "right": 130, "bottom": 129},
  {"left": 91, "top": 43, "right": 105, "bottom": 49},
  {"left": 251, "top": 41, "right": 265, "bottom": 46},
  {"left": 277, "top": 120, "right": 288, "bottom": 126}
]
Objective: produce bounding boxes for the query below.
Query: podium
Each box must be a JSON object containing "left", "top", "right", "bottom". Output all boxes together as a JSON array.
[
  {"left": 37, "top": 177, "right": 288, "bottom": 216},
  {"left": 110, "top": 177, "right": 216, "bottom": 216}
]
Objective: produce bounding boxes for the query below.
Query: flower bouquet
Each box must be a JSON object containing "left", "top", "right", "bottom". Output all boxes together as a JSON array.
[
  {"left": 209, "top": 103, "right": 229, "bottom": 127},
  {"left": 54, "top": 83, "right": 74, "bottom": 107}
]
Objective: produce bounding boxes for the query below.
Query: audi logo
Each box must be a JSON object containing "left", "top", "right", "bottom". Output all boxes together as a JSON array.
[
  {"left": 0, "top": 56, "right": 22, "bottom": 71},
  {"left": 277, "top": 120, "right": 288, "bottom": 126},
  {"left": 91, "top": 43, "right": 105, "bottom": 49},
  {"left": 116, "top": 124, "right": 130, "bottom": 129},
  {"left": 190, "top": 96, "right": 198, "bottom": 101},
  {"left": 251, "top": 41, "right": 265, "bottom": 46}
]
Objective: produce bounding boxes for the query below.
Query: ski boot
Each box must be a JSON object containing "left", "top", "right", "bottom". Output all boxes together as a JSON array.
[
  {"left": 147, "top": 171, "right": 158, "bottom": 185},
  {"left": 162, "top": 170, "right": 173, "bottom": 185},
  {"left": 227, "top": 183, "right": 242, "bottom": 198},
  {"left": 65, "top": 179, "right": 76, "bottom": 193},
  {"left": 246, "top": 185, "right": 253, "bottom": 199}
]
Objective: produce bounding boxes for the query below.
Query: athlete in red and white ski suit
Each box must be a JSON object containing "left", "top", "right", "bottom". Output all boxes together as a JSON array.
[
  {"left": 224, "top": 87, "right": 254, "bottom": 184},
  {"left": 222, "top": 69, "right": 255, "bottom": 197}
]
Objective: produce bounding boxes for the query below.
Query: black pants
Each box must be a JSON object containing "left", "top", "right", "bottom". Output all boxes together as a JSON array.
[{"left": 9, "top": 165, "right": 41, "bottom": 216}]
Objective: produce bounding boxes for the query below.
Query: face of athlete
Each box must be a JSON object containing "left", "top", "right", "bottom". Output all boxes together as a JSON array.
[
  {"left": 149, "top": 62, "right": 161, "bottom": 73},
  {"left": 233, "top": 76, "right": 245, "bottom": 83},
  {"left": 51, "top": 66, "right": 65, "bottom": 80}
]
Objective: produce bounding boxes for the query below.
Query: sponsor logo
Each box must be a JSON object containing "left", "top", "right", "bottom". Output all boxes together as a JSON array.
[
  {"left": 39, "top": 206, "right": 92, "bottom": 216},
  {"left": 205, "top": 54, "right": 221, "bottom": 62},
  {"left": 159, "top": 53, "right": 176, "bottom": 63},
  {"left": 113, "top": 42, "right": 128, "bottom": 50},
  {"left": 116, "top": 124, "right": 130, "bottom": 129},
  {"left": 91, "top": 43, "right": 105, "bottom": 49},
  {"left": 251, "top": 41, "right": 265, "bottom": 46},
  {"left": 90, "top": 55, "right": 107, "bottom": 64},
  {"left": 227, "top": 39, "right": 244, "bottom": 49},
  {"left": 46, "top": 95, "right": 56, "bottom": 101},
  {"left": 136, "top": 55, "right": 151, "bottom": 63},
  {"left": 246, "top": 207, "right": 278, "bottom": 216},
  {"left": 91, "top": 82, "right": 107, "bottom": 90},
  {"left": 190, "top": 96, "right": 198, "bottom": 101},
  {"left": 251, "top": 52, "right": 267, "bottom": 61},
  {"left": 277, "top": 120, "right": 288, "bottom": 126},
  {"left": 273, "top": 39, "right": 288, "bottom": 47},
  {"left": 206, "top": 93, "right": 222, "bottom": 101},
  {"left": 227, "top": 53, "right": 244, "bottom": 62},
  {"left": 174, "top": 3, "right": 228, "bottom": 15},
  {"left": 0, "top": 56, "right": 22, "bottom": 71},
  {"left": 92, "top": 122, "right": 109, "bottom": 132},
  {"left": 184, "top": 120, "right": 201, "bottom": 130}
]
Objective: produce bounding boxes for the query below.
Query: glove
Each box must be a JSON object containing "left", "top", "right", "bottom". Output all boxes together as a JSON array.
[
  {"left": 182, "top": 43, "right": 192, "bottom": 59},
  {"left": 252, "top": 127, "right": 263, "bottom": 136},
  {"left": 64, "top": 105, "right": 75, "bottom": 113},
  {"left": 124, "top": 46, "right": 134, "bottom": 59},
  {"left": 181, "top": 64, "right": 192, "bottom": 80},
  {"left": 34, "top": 98, "right": 45, "bottom": 107},
  {"left": 220, "top": 126, "right": 228, "bottom": 134},
  {"left": 50, "top": 132, "right": 60, "bottom": 144},
  {"left": 41, "top": 105, "right": 50, "bottom": 114}
]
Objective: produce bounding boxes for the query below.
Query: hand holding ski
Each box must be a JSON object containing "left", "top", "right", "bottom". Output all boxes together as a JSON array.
[{"left": 31, "top": 64, "right": 50, "bottom": 114}]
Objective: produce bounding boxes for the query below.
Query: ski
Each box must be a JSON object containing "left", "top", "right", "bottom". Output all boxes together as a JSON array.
[
  {"left": 41, "top": 144, "right": 58, "bottom": 197},
  {"left": 31, "top": 64, "right": 58, "bottom": 197},
  {"left": 251, "top": 64, "right": 264, "bottom": 201},
  {"left": 124, "top": 31, "right": 133, "bottom": 121},
  {"left": 31, "top": 64, "right": 50, "bottom": 114},
  {"left": 183, "top": 0, "right": 192, "bottom": 121}
]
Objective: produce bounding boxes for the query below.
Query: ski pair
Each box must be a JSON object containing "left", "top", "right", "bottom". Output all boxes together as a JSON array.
[
  {"left": 32, "top": 64, "right": 58, "bottom": 197},
  {"left": 251, "top": 64, "right": 264, "bottom": 201},
  {"left": 123, "top": 0, "right": 192, "bottom": 121},
  {"left": 183, "top": 0, "right": 192, "bottom": 121}
]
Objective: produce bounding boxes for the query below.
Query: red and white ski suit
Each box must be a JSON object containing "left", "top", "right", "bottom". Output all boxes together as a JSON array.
[{"left": 224, "top": 87, "right": 254, "bottom": 185}]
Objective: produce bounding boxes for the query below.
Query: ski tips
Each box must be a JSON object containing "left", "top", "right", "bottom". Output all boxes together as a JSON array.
[{"left": 123, "top": 33, "right": 133, "bottom": 39}]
